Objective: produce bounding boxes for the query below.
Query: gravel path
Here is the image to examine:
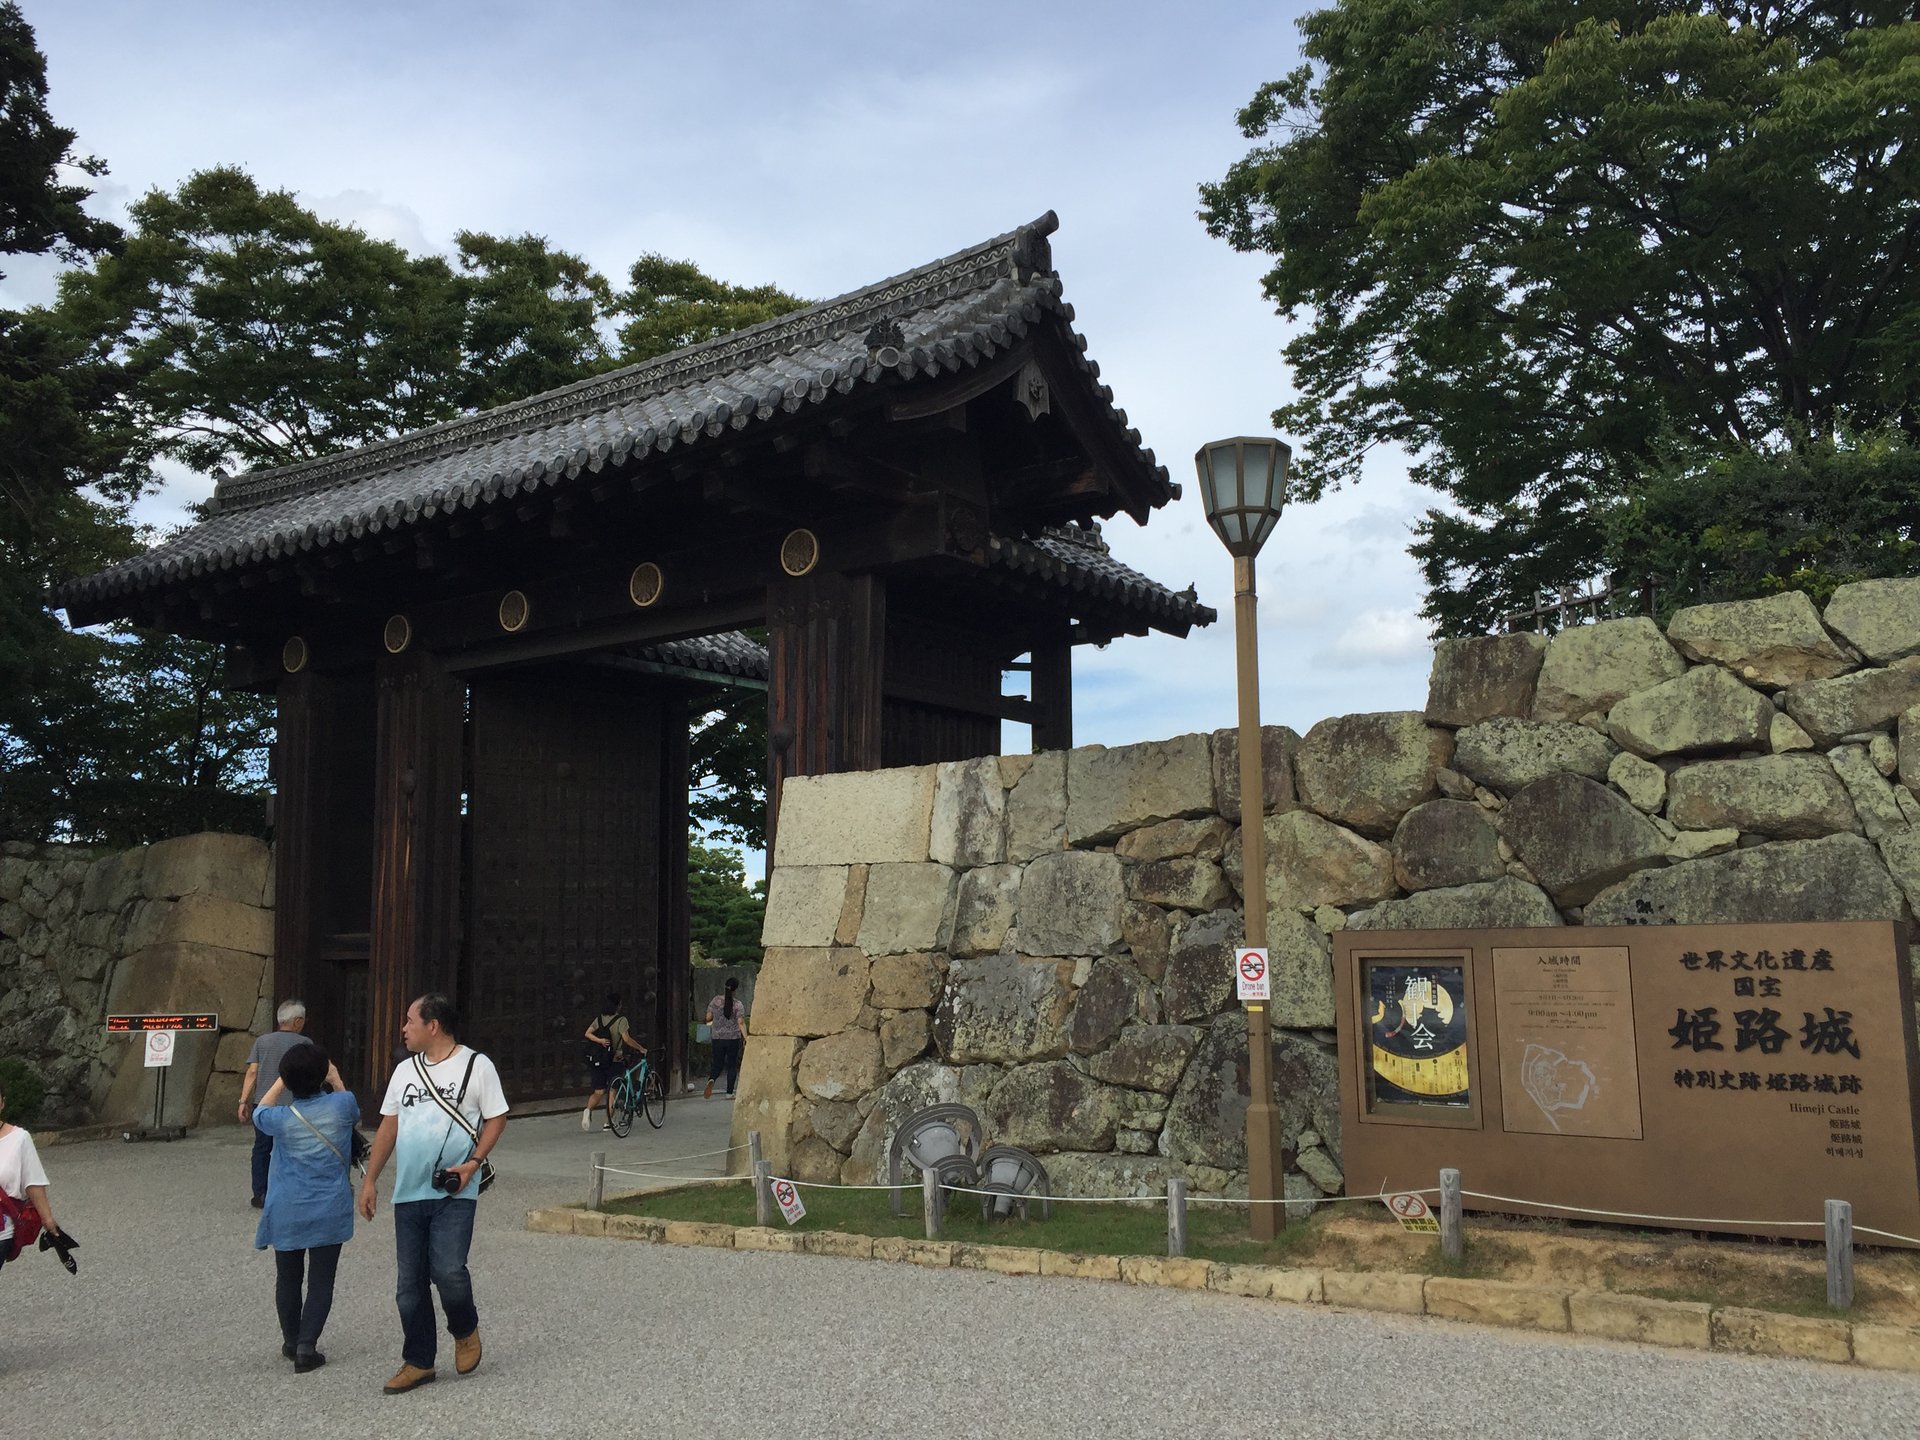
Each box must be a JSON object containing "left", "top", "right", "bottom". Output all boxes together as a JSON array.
[{"left": 7, "top": 1112, "right": 1920, "bottom": 1439}]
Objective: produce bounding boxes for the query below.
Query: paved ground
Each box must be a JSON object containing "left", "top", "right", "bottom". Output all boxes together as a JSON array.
[{"left": 8, "top": 1094, "right": 1920, "bottom": 1439}]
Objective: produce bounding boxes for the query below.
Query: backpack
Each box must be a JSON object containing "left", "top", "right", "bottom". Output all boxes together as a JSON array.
[{"left": 583, "top": 1012, "right": 619, "bottom": 1068}]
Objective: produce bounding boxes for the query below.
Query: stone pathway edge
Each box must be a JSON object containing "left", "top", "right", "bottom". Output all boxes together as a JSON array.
[{"left": 526, "top": 1204, "right": 1920, "bottom": 1372}]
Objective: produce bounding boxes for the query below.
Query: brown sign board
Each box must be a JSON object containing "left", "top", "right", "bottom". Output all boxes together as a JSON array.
[{"left": 1333, "top": 922, "right": 1920, "bottom": 1247}]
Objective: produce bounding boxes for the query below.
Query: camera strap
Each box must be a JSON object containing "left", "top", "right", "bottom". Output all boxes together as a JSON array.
[{"left": 415, "top": 1051, "right": 496, "bottom": 1192}]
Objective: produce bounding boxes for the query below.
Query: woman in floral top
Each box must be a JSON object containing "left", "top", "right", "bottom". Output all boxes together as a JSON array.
[{"left": 704, "top": 979, "right": 748, "bottom": 1099}]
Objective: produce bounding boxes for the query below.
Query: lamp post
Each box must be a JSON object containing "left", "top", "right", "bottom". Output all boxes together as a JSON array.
[{"left": 1196, "top": 434, "right": 1290, "bottom": 1242}]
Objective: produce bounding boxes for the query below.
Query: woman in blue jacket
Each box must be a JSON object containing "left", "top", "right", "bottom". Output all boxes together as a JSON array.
[{"left": 254, "top": 1041, "right": 358, "bottom": 1372}]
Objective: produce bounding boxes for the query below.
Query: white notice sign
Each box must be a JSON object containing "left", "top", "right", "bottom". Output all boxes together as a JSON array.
[
  {"left": 1235, "top": 947, "right": 1271, "bottom": 1002},
  {"left": 772, "top": 1176, "right": 806, "bottom": 1226},
  {"left": 143, "top": 1031, "right": 176, "bottom": 1068}
]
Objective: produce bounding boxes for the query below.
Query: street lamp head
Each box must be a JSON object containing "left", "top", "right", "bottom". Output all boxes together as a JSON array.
[{"left": 1196, "top": 436, "right": 1291, "bottom": 558}]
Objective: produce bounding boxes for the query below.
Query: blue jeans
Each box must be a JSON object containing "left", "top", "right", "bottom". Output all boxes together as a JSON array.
[
  {"left": 251, "top": 1126, "right": 274, "bottom": 1200},
  {"left": 393, "top": 1198, "right": 479, "bottom": 1369}
]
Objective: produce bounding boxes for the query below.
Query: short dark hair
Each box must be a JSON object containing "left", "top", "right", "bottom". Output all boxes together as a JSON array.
[
  {"left": 280, "top": 1042, "right": 330, "bottom": 1099},
  {"left": 604, "top": 991, "right": 622, "bottom": 1011},
  {"left": 414, "top": 992, "right": 460, "bottom": 1038}
]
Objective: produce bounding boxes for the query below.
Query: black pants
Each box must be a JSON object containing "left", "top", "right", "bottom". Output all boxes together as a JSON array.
[
  {"left": 710, "top": 1037, "right": 744, "bottom": 1093},
  {"left": 275, "top": 1243, "right": 342, "bottom": 1351}
]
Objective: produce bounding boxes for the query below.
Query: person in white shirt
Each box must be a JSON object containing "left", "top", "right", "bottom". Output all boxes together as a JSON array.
[
  {"left": 358, "top": 993, "right": 508, "bottom": 1395},
  {"left": 0, "top": 1078, "right": 62, "bottom": 1275}
]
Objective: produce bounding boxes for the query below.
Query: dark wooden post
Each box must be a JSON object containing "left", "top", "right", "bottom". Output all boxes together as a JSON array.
[
  {"left": 272, "top": 669, "right": 325, "bottom": 1018},
  {"left": 766, "top": 572, "right": 886, "bottom": 847},
  {"left": 658, "top": 688, "right": 693, "bottom": 1092},
  {"left": 1030, "top": 633, "right": 1073, "bottom": 752},
  {"left": 368, "top": 649, "right": 465, "bottom": 1092}
]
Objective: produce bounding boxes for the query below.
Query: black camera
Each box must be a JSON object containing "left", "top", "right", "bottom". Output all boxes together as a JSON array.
[{"left": 430, "top": 1167, "right": 464, "bottom": 1194}]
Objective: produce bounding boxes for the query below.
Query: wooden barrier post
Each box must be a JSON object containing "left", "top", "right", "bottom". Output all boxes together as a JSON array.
[
  {"left": 754, "top": 1160, "right": 774, "bottom": 1227},
  {"left": 1827, "top": 1199, "right": 1855, "bottom": 1310},
  {"left": 748, "top": 1129, "right": 764, "bottom": 1175},
  {"left": 1167, "top": 1176, "right": 1188, "bottom": 1257},
  {"left": 589, "top": 1149, "right": 606, "bottom": 1210},
  {"left": 922, "top": 1166, "right": 942, "bottom": 1240},
  {"left": 1439, "top": 1168, "right": 1463, "bottom": 1263}
]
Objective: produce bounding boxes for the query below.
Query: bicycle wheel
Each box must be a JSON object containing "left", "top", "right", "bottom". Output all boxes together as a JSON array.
[
  {"left": 609, "top": 1081, "right": 635, "bottom": 1138},
  {"left": 641, "top": 1068, "right": 666, "bottom": 1128}
]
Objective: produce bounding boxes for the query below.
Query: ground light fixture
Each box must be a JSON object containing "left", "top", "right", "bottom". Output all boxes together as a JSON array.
[{"left": 1196, "top": 434, "right": 1291, "bottom": 1241}]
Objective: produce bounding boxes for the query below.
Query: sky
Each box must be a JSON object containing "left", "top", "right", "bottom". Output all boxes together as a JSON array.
[{"left": 22, "top": 0, "right": 1447, "bottom": 760}]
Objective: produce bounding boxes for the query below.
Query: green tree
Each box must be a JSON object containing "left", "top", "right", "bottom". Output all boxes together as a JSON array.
[
  {"left": 686, "top": 840, "right": 765, "bottom": 964},
  {"left": 1202, "top": 0, "right": 1920, "bottom": 634},
  {"left": 614, "top": 254, "right": 805, "bottom": 362}
]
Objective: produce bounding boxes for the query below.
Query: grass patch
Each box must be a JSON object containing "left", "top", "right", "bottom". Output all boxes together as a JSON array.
[
  {"left": 1420, "top": 1235, "right": 1527, "bottom": 1280},
  {"left": 606, "top": 1182, "right": 1329, "bottom": 1265}
]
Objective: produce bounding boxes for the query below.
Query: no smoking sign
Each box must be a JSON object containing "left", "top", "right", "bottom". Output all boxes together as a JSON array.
[
  {"left": 772, "top": 1177, "right": 806, "bottom": 1226},
  {"left": 1235, "top": 947, "right": 1270, "bottom": 1002}
]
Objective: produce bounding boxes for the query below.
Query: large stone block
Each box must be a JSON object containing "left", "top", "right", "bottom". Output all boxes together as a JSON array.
[
  {"left": 1392, "top": 800, "right": 1505, "bottom": 892},
  {"left": 796, "top": 1029, "right": 887, "bottom": 1102},
  {"left": 1569, "top": 1293, "right": 1712, "bottom": 1350},
  {"left": 1322, "top": 1270, "right": 1426, "bottom": 1316},
  {"left": 750, "top": 947, "right": 870, "bottom": 1037},
  {"left": 1227, "top": 810, "right": 1398, "bottom": 912},
  {"left": 1210, "top": 725, "right": 1301, "bottom": 825},
  {"left": 197, "top": 1068, "right": 245, "bottom": 1128},
  {"left": 1451, "top": 717, "right": 1617, "bottom": 794},
  {"left": 1829, "top": 743, "right": 1906, "bottom": 840},
  {"left": 773, "top": 767, "right": 936, "bottom": 866},
  {"left": 1425, "top": 632, "right": 1549, "bottom": 727},
  {"left": 1016, "top": 851, "right": 1122, "bottom": 956},
  {"left": 869, "top": 953, "right": 942, "bottom": 1010},
  {"left": 1902, "top": 705, "right": 1920, "bottom": 794},
  {"left": 934, "top": 955, "right": 1075, "bottom": 1064},
  {"left": 1067, "top": 958, "right": 1149, "bottom": 1055},
  {"left": 213, "top": 1030, "right": 255, "bottom": 1072},
  {"left": 1665, "top": 754, "right": 1860, "bottom": 839},
  {"left": 1498, "top": 773, "right": 1668, "bottom": 906},
  {"left": 105, "top": 942, "right": 267, "bottom": 1027},
  {"left": 1666, "top": 591, "right": 1853, "bottom": 688},
  {"left": 1266, "top": 908, "right": 1335, "bottom": 1029},
  {"left": 759, "top": 866, "right": 850, "bottom": 948},
  {"left": 1609, "top": 751, "right": 1667, "bottom": 813},
  {"left": 949, "top": 864, "right": 1020, "bottom": 957},
  {"left": 1533, "top": 616, "right": 1686, "bottom": 721},
  {"left": 1084, "top": 1023, "right": 1203, "bottom": 1092},
  {"left": 1115, "top": 816, "right": 1233, "bottom": 864},
  {"left": 98, "top": 1029, "right": 217, "bottom": 1126},
  {"left": 879, "top": 1011, "right": 931, "bottom": 1071},
  {"left": 1006, "top": 751, "right": 1067, "bottom": 861},
  {"left": 1784, "top": 659, "right": 1920, "bottom": 746},
  {"left": 1293, "top": 712, "right": 1452, "bottom": 837},
  {"left": 137, "top": 833, "right": 273, "bottom": 909},
  {"left": 1124, "top": 856, "right": 1230, "bottom": 913},
  {"left": 729, "top": 1036, "right": 805, "bottom": 1171},
  {"left": 1065, "top": 734, "right": 1215, "bottom": 845},
  {"left": 1162, "top": 1016, "right": 1250, "bottom": 1169},
  {"left": 1348, "top": 877, "right": 1563, "bottom": 931},
  {"left": 1824, "top": 577, "right": 1920, "bottom": 664},
  {"left": 122, "top": 893, "right": 273, "bottom": 957},
  {"left": 1120, "top": 902, "right": 1171, "bottom": 979},
  {"left": 1606, "top": 665, "right": 1774, "bottom": 759},
  {"left": 1874, "top": 827, "right": 1920, "bottom": 917},
  {"left": 982, "top": 1060, "right": 1131, "bottom": 1152},
  {"left": 1161, "top": 908, "right": 1240, "bottom": 1022},
  {"left": 1584, "top": 832, "right": 1908, "bottom": 926},
  {"left": 854, "top": 863, "right": 957, "bottom": 955},
  {"left": 1709, "top": 1306, "right": 1851, "bottom": 1363},
  {"left": 1425, "top": 1278, "right": 1568, "bottom": 1331},
  {"left": 929, "top": 756, "right": 1007, "bottom": 867}
]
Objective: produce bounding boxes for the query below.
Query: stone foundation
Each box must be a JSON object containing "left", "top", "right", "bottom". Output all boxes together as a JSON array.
[
  {"left": 736, "top": 581, "right": 1920, "bottom": 1200},
  {"left": 0, "top": 834, "right": 274, "bottom": 1127}
]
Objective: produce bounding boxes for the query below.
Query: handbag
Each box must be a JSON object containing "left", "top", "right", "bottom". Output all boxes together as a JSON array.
[
  {"left": 695, "top": 1022, "right": 713, "bottom": 1045},
  {"left": 414, "top": 1052, "right": 498, "bottom": 1195}
]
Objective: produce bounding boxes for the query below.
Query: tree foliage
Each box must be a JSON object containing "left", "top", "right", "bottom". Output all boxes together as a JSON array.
[
  {"left": 1202, "top": 0, "right": 1920, "bottom": 634},
  {"left": 614, "top": 254, "right": 804, "bottom": 362},
  {"left": 687, "top": 840, "right": 765, "bottom": 965}
]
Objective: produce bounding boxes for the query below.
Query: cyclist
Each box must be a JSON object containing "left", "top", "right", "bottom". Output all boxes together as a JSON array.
[{"left": 580, "top": 993, "right": 648, "bottom": 1131}]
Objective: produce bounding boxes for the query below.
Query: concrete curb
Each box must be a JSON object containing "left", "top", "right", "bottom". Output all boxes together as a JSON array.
[{"left": 525, "top": 1205, "right": 1915, "bottom": 1372}]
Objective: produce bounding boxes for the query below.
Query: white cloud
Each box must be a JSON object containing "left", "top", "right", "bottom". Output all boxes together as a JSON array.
[{"left": 1312, "top": 608, "right": 1435, "bottom": 671}]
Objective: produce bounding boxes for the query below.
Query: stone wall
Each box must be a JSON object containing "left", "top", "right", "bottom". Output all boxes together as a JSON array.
[
  {"left": 0, "top": 834, "right": 275, "bottom": 1128},
  {"left": 732, "top": 581, "right": 1920, "bottom": 1202}
]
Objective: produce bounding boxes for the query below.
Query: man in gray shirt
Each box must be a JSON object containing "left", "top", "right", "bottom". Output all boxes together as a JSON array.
[{"left": 238, "top": 1000, "right": 313, "bottom": 1208}]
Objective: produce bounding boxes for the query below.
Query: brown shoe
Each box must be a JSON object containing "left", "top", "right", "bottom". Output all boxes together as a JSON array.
[
  {"left": 703, "top": 1080, "right": 714, "bottom": 1099},
  {"left": 454, "top": 1328, "right": 482, "bottom": 1375},
  {"left": 384, "top": 1363, "right": 437, "bottom": 1394}
]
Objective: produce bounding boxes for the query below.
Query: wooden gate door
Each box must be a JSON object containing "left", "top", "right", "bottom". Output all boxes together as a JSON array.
[{"left": 464, "top": 671, "right": 663, "bottom": 1103}]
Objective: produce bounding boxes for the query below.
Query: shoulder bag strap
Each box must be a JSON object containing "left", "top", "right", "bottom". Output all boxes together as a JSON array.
[
  {"left": 289, "top": 1103, "right": 348, "bottom": 1166},
  {"left": 415, "top": 1052, "right": 483, "bottom": 1144}
]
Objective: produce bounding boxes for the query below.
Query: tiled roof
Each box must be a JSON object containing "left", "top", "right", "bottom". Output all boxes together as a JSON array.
[
  {"left": 630, "top": 631, "right": 769, "bottom": 683},
  {"left": 61, "top": 212, "right": 1177, "bottom": 615},
  {"left": 989, "top": 523, "right": 1213, "bottom": 631}
]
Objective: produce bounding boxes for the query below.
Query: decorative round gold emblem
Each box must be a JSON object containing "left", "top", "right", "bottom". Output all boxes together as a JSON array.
[
  {"left": 779, "top": 528, "right": 820, "bottom": 578},
  {"left": 383, "top": 614, "right": 413, "bottom": 654},
  {"left": 281, "top": 636, "right": 308, "bottom": 674},
  {"left": 498, "top": 590, "right": 530, "bottom": 632},
  {"left": 628, "top": 562, "right": 663, "bottom": 608}
]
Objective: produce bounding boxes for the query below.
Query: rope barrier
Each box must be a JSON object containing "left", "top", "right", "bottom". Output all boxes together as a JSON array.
[
  {"left": 1849, "top": 1225, "right": 1920, "bottom": 1247},
  {"left": 602, "top": 1142, "right": 745, "bottom": 1166},
  {"left": 596, "top": 1164, "right": 752, "bottom": 1185},
  {"left": 1458, "top": 1190, "right": 1826, "bottom": 1230}
]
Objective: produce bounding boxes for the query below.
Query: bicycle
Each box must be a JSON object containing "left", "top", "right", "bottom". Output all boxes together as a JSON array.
[{"left": 607, "top": 1050, "right": 665, "bottom": 1137}]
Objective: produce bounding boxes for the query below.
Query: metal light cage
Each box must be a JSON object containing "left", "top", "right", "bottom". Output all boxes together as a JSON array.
[{"left": 1195, "top": 436, "right": 1291, "bottom": 557}]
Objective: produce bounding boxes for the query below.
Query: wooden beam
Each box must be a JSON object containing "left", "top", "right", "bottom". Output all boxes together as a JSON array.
[{"left": 885, "top": 344, "right": 1031, "bottom": 422}]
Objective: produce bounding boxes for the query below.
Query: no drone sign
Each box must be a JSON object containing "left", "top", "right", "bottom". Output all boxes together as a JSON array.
[{"left": 1236, "top": 947, "right": 1271, "bottom": 1002}]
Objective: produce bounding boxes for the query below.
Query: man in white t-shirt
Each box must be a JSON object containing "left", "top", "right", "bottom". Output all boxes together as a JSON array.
[{"left": 358, "top": 993, "right": 508, "bottom": 1395}]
